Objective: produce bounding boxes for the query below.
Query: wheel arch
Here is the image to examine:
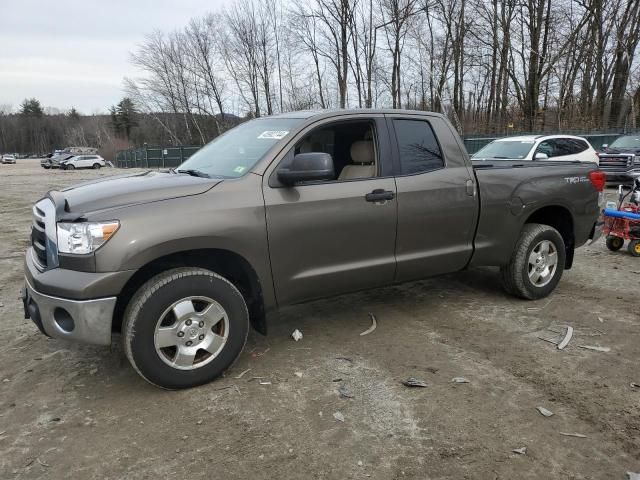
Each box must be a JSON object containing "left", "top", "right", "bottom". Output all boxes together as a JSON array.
[
  {"left": 113, "top": 248, "right": 267, "bottom": 335},
  {"left": 524, "top": 205, "right": 575, "bottom": 268}
]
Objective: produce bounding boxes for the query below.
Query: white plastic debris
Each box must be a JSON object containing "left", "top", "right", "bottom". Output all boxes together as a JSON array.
[
  {"left": 557, "top": 326, "right": 573, "bottom": 350},
  {"left": 598, "top": 316, "right": 604, "bottom": 323},
  {"left": 452, "top": 377, "right": 470, "bottom": 384},
  {"left": 333, "top": 411, "right": 345, "bottom": 422},
  {"left": 626, "top": 472, "right": 640, "bottom": 480},
  {"left": 559, "top": 432, "right": 587, "bottom": 438},
  {"left": 631, "top": 382, "right": 640, "bottom": 389},
  {"left": 578, "top": 345, "right": 610, "bottom": 352},
  {"left": 536, "top": 406, "right": 554, "bottom": 417},
  {"left": 259, "top": 381, "right": 272, "bottom": 385},
  {"left": 512, "top": 447, "right": 527, "bottom": 455},
  {"left": 360, "top": 313, "right": 377, "bottom": 336},
  {"left": 294, "top": 371, "right": 303, "bottom": 378},
  {"left": 235, "top": 368, "right": 251, "bottom": 379},
  {"left": 291, "top": 329, "right": 303, "bottom": 342}
]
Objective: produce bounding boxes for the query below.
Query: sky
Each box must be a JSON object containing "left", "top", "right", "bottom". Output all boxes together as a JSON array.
[{"left": 0, "top": 0, "right": 232, "bottom": 115}]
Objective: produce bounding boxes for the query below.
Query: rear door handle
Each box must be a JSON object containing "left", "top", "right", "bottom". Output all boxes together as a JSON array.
[{"left": 365, "top": 189, "right": 395, "bottom": 202}]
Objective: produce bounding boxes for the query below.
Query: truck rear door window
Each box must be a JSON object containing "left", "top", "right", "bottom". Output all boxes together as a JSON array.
[{"left": 393, "top": 119, "right": 444, "bottom": 175}]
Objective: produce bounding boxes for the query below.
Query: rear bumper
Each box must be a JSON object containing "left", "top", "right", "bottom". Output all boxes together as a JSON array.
[
  {"left": 604, "top": 170, "right": 640, "bottom": 183},
  {"left": 23, "top": 278, "right": 115, "bottom": 345}
]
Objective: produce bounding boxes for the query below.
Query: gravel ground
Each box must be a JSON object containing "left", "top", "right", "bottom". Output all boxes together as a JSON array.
[{"left": 1, "top": 159, "right": 639, "bottom": 479}]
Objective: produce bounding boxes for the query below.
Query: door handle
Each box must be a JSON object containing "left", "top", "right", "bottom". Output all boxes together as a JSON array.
[
  {"left": 465, "top": 179, "right": 476, "bottom": 196},
  {"left": 365, "top": 189, "right": 395, "bottom": 202}
]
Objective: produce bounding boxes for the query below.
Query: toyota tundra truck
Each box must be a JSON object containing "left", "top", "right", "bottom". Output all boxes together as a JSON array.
[{"left": 22, "top": 110, "right": 604, "bottom": 389}]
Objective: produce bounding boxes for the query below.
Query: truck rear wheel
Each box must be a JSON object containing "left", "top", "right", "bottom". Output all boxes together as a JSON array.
[
  {"left": 500, "top": 224, "right": 566, "bottom": 300},
  {"left": 122, "top": 267, "right": 249, "bottom": 389}
]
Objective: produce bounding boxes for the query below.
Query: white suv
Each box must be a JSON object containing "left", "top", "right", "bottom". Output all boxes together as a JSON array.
[
  {"left": 60, "top": 154, "right": 106, "bottom": 170},
  {"left": 472, "top": 135, "right": 599, "bottom": 164}
]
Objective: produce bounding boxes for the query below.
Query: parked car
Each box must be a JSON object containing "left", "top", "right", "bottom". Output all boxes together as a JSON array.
[
  {"left": 60, "top": 155, "right": 106, "bottom": 170},
  {"left": 597, "top": 135, "right": 640, "bottom": 184},
  {"left": 41, "top": 153, "right": 73, "bottom": 169},
  {"left": 22, "top": 109, "right": 604, "bottom": 389},
  {"left": 1, "top": 154, "right": 16, "bottom": 164},
  {"left": 472, "top": 135, "right": 599, "bottom": 164}
]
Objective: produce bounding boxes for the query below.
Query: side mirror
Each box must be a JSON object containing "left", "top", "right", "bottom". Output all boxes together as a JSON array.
[
  {"left": 534, "top": 152, "right": 549, "bottom": 160},
  {"left": 277, "top": 152, "right": 334, "bottom": 185},
  {"left": 602, "top": 144, "right": 608, "bottom": 149}
]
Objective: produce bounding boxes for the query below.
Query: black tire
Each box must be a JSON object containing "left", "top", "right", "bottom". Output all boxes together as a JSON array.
[
  {"left": 66, "top": 164, "right": 75, "bottom": 170},
  {"left": 500, "top": 223, "right": 566, "bottom": 300},
  {"left": 122, "top": 267, "right": 249, "bottom": 389},
  {"left": 606, "top": 235, "right": 624, "bottom": 251},
  {"left": 92, "top": 163, "right": 101, "bottom": 169},
  {"left": 628, "top": 239, "right": 640, "bottom": 257}
]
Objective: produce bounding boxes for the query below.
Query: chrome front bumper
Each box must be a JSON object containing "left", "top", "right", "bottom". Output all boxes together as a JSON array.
[{"left": 23, "top": 278, "right": 116, "bottom": 346}]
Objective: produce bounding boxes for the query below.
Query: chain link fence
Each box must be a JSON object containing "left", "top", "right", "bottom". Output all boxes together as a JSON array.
[{"left": 115, "top": 146, "right": 201, "bottom": 169}]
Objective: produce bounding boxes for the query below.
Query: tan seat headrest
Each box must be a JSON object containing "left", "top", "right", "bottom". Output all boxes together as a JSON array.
[{"left": 350, "top": 141, "right": 374, "bottom": 165}]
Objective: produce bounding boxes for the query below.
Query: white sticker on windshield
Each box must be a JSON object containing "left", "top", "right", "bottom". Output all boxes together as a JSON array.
[
  {"left": 520, "top": 140, "right": 535, "bottom": 144},
  {"left": 258, "top": 130, "right": 289, "bottom": 140},
  {"left": 234, "top": 166, "right": 246, "bottom": 173}
]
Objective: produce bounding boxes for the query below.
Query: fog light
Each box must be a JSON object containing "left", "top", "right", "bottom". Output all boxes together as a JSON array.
[{"left": 53, "top": 308, "right": 75, "bottom": 332}]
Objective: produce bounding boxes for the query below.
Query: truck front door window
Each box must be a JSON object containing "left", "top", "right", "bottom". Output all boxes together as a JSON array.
[{"left": 393, "top": 119, "right": 444, "bottom": 174}]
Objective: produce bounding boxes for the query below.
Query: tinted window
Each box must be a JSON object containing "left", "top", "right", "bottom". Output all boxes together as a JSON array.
[
  {"left": 474, "top": 140, "right": 535, "bottom": 159},
  {"left": 393, "top": 119, "right": 444, "bottom": 174}
]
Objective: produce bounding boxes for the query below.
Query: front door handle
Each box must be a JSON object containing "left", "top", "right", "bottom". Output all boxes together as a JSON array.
[{"left": 365, "top": 189, "right": 395, "bottom": 202}]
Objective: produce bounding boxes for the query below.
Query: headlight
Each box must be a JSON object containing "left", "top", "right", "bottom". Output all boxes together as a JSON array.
[{"left": 57, "top": 221, "right": 120, "bottom": 254}]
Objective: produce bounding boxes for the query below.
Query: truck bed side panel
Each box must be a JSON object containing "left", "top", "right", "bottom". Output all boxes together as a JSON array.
[{"left": 470, "top": 161, "right": 600, "bottom": 267}]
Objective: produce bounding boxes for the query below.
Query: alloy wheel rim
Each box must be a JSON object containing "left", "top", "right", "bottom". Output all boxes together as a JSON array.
[
  {"left": 527, "top": 240, "right": 558, "bottom": 287},
  {"left": 154, "top": 296, "right": 229, "bottom": 371}
]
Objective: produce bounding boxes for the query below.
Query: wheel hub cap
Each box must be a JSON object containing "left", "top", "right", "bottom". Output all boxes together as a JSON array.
[
  {"left": 528, "top": 240, "right": 558, "bottom": 287},
  {"left": 154, "top": 296, "right": 229, "bottom": 371}
]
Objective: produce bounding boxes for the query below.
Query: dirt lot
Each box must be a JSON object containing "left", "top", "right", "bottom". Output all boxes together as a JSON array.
[{"left": 0, "top": 159, "right": 639, "bottom": 479}]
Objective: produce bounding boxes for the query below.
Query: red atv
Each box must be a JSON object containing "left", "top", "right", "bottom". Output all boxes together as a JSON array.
[{"left": 604, "top": 178, "right": 640, "bottom": 257}]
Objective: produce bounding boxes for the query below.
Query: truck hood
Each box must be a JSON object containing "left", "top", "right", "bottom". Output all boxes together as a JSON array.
[
  {"left": 601, "top": 147, "right": 640, "bottom": 155},
  {"left": 54, "top": 170, "right": 220, "bottom": 215}
]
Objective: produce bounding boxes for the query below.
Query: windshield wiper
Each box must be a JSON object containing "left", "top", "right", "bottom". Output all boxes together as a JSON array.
[{"left": 177, "top": 169, "right": 210, "bottom": 178}]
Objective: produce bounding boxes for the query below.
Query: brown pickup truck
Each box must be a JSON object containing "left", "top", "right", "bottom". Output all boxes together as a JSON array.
[{"left": 23, "top": 109, "right": 604, "bottom": 389}]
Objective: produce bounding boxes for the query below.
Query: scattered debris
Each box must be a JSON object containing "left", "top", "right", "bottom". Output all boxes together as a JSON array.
[
  {"left": 536, "top": 407, "right": 554, "bottom": 417},
  {"left": 258, "top": 454, "right": 264, "bottom": 460},
  {"left": 0, "top": 302, "right": 4, "bottom": 307},
  {"left": 512, "top": 447, "right": 527, "bottom": 455},
  {"left": 235, "top": 368, "right": 251, "bottom": 379},
  {"left": 294, "top": 371, "right": 303, "bottom": 378},
  {"left": 89, "top": 368, "right": 98, "bottom": 375},
  {"left": 36, "top": 457, "right": 50, "bottom": 467},
  {"left": 196, "top": 420, "right": 203, "bottom": 425},
  {"left": 50, "top": 417, "right": 61, "bottom": 422},
  {"left": 578, "top": 345, "right": 611, "bottom": 352},
  {"left": 357, "top": 460, "right": 363, "bottom": 466},
  {"left": 598, "top": 316, "right": 604, "bottom": 323},
  {"left": 451, "top": 377, "right": 470, "bottom": 384},
  {"left": 332, "top": 378, "right": 343, "bottom": 382},
  {"left": 537, "top": 336, "right": 559, "bottom": 346},
  {"left": 402, "top": 377, "right": 428, "bottom": 388},
  {"left": 291, "top": 329, "right": 303, "bottom": 342},
  {"left": 259, "top": 381, "right": 272, "bottom": 385},
  {"left": 631, "top": 382, "right": 640, "bottom": 389},
  {"left": 359, "top": 313, "right": 377, "bottom": 336},
  {"left": 557, "top": 326, "right": 573, "bottom": 350},
  {"left": 335, "top": 356, "right": 353, "bottom": 363},
  {"left": 255, "top": 348, "right": 270, "bottom": 357},
  {"left": 426, "top": 367, "right": 439, "bottom": 374},
  {"left": 338, "top": 385, "right": 354, "bottom": 399},
  {"left": 559, "top": 432, "right": 587, "bottom": 438},
  {"left": 333, "top": 411, "right": 345, "bottom": 422},
  {"left": 626, "top": 472, "right": 640, "bottom": 480}
]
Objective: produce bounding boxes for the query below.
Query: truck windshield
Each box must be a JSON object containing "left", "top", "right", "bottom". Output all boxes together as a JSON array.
[
  {"left": 472, "top": 140, "right": 535, "bottom": 160},
  {"left": 609, "top": 136, "right": 640, "bottom": 149},
  {"left": 177, "top": 117, "right": 303, "bottom": 178}
]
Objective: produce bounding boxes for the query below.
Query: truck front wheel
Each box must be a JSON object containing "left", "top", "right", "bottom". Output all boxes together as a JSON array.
[
  {"left": 500, "top": 224, "right": 566, "bottom": 300},
  {"left": 122, "top": 267, "right": 249, "bottom": 389}
]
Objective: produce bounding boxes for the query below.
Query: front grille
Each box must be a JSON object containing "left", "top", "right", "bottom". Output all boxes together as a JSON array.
[
  {"left": 31, "top": 205, "right": 48, "bottom": 268},
  {"left": 599, "top": 155, "right": 632, "bottom": 173}
]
